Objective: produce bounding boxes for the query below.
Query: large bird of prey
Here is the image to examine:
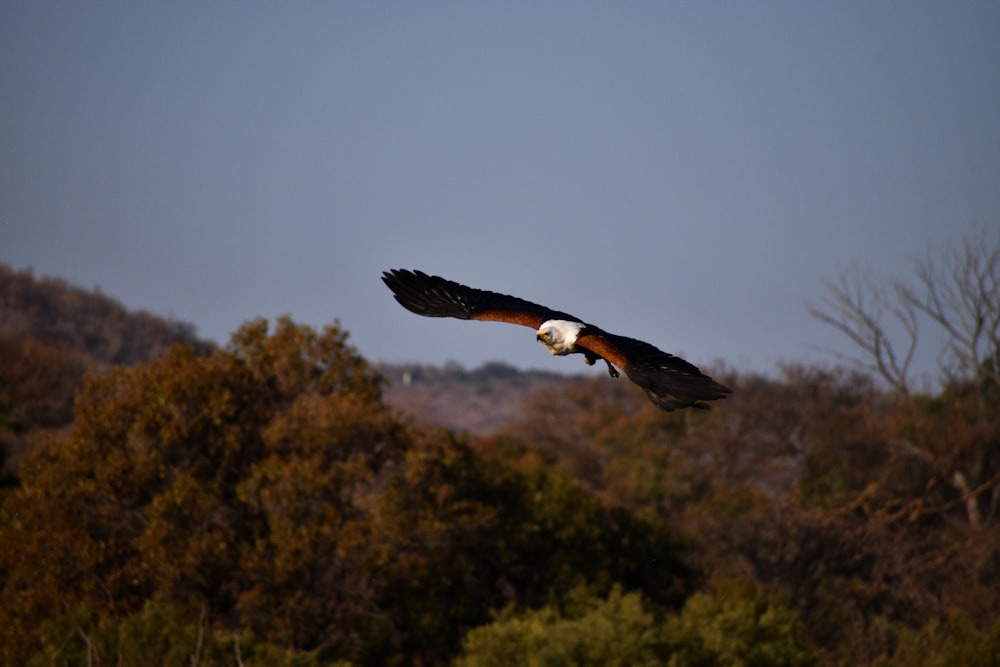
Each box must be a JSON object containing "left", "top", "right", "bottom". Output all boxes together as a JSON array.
[{"left": 382, "top": 269, "right": 731, "bottom": 411}]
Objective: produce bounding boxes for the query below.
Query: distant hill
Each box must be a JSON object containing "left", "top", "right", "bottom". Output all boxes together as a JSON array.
[
  {"left": 378, "top": 361, "right": 575, "bottom": 436},
  {"left": 0, "top": 264, "right": 213, "bottom": 365},
  {"left": 0, "top": 264, "right": 215, "bottom": 477},
  {"left": 0, "top": 264, "right": 558, "bottom": 478}
]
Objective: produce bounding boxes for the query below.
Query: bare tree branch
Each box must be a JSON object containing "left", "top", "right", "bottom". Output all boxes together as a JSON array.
[
  {"left": 810, "top": 226, "right": 1000, "bottom": 406},
  {"left": 898, "top": 226, "right": 1000, "bottom": 412},
  {"left": 190, "top": 604, "right": 206, "bottom": 667},
  {"left": 234, "top": 632, "right": 246, "bottom": 667},
  {"left": 77, "top": 626, "right": 96, "bottom": 667},
  {"left": 810, "top": 227, "right": 1000, "bottom": 531},
  {"left": 807, "top": 269, "right": 916, "bottom": 396}
]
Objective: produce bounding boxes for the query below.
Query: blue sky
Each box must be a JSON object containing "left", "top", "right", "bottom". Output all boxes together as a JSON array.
[{"left": 2, "top": 2, "right": 998, "bottom": 386}]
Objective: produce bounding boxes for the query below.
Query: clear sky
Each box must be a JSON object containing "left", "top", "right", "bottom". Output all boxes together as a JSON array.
[{"left": 2, "top": 2, "right": 998, "bottom": 385}]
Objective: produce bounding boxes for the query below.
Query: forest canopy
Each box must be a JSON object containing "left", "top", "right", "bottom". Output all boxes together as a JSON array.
[{"left": 0, "top": 234, "right": 998, "bottom": 665}]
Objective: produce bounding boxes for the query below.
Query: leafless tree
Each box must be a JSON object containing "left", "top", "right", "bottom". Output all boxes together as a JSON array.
[
  {"left": 809, "top": 226, "right": 1000, "bottom": 529},
  {"left": 897, "top": 226, "right": 1000, "bottom": 411},
  {"left": 810, "top": 226, "right": 999, "bottom": 403},
  {"left": 807, "top": 267, "right": 918, "bottom": 397}
]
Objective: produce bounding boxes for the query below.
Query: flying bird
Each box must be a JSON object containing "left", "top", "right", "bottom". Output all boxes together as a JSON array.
[{"left": 382, "top": 269, "right": 731, "bottom": 411}]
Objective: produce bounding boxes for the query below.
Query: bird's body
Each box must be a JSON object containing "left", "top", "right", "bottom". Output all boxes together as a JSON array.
[{"left": 381, "top": 269, "right": 731, "bottom": 411}]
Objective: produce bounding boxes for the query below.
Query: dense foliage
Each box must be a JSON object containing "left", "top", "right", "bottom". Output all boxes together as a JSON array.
[
  {"left": 456, "top": 580, "right": 822, "bottom": 667},
  {"left": 0, "top": 318, "right": 690, "bottom": 665},
  {"left": 1, "top": 251, "right": 998, "bottom": 665},
  {"left": 504, "top": 364, "right": 1000, "bottom": 662}
]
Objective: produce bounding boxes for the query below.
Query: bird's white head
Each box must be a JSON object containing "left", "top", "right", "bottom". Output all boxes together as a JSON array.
[{"left": 536, "top": 319, "right": 584, "bottom": 356}]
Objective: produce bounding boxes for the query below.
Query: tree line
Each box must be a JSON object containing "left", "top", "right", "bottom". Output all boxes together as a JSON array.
[{"left": 1, "top": 231, "right": 998, "bottom": 665}]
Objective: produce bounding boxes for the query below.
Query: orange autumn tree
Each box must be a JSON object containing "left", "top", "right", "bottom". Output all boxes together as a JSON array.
[
  {"left": 0, "top": 317, "right": 387, "bottom": 662},
  {"left": 0, "top": 317, "right": 689, "bottom": 666}
]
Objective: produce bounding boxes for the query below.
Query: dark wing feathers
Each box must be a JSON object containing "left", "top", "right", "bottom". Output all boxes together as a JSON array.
[
  {"left": 382, "top": 269, "right": 579, "bottom": 329},
  {"left": 383, "top": 268, "right": 731, "bottom": 411},
  {"left": 575, "top": 331, "right": 732, "bottom": 411}
]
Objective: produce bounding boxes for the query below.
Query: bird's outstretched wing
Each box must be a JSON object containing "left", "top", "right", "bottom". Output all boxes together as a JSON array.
[
  {"left": 575, "top": 330, "right": 732, "bottom": 411},
  {"left": 382, "top": 269, "right": 580, "bottom": 329},
  {"left": 383, "top": 268, "right": 732, "bottom": 411}
]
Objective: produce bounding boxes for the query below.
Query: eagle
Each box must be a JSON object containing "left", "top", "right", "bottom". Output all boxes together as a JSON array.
[{"left": 382, "top": 269, "right": 731, "bottom": 411}]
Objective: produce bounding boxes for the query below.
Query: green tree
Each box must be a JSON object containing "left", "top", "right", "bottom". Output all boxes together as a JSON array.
[
  {"left": 455, "top": 585, "right": 668, "bottom": 667},
  {"left": 875, "top": 615, "right": 1000, "bottom": 667},
  {"left": 665, "top": 579, "right": 822, "bottom": 667}
]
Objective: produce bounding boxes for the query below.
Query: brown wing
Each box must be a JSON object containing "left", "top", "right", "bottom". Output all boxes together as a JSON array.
[
  {"left": 382, "top": 269, "right": 581, "bottom": 329},
  {"left": 576, "top": 330, "right": 731, "bottom": 411}
]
